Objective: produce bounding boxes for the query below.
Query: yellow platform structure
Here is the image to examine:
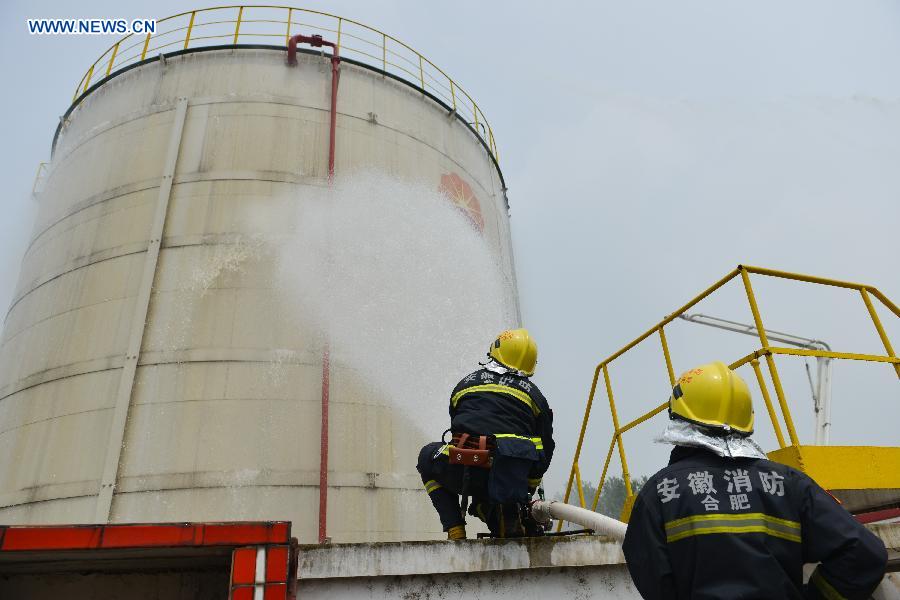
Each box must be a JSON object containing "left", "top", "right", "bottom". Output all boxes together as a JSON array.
[
  {"left": 558, "top": 265, "right": 900, "bottom": 526},
  {"left": 768, "top": 446, "right": 900, "bottom": 513}
]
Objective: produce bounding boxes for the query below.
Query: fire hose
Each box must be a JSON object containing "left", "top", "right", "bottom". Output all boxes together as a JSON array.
[{"left": 531, "top": 500, "right": 628, "bottom": 541}]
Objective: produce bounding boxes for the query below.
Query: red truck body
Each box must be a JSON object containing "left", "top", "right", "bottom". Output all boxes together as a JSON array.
[{"left": 0, "top": 521, "right": 298, "bottom": 599}]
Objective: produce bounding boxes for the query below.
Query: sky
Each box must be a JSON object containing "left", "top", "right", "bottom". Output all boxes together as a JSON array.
[{"left": 1, "top": 0, "right": 898, "bottom": 501}]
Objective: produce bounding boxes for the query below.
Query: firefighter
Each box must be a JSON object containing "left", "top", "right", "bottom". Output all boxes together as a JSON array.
[
  {"left": 623, "top": 361, "right": 887, "bottom": 599},
  {"left": 417, "top": 328, "right": 555, "bottom": 540}
]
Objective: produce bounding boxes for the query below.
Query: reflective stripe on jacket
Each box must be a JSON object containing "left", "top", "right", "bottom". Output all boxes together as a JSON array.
[
  {"left": 448, "top": 368, "right": 555, "bottom": 481},
  {"left": 622, "top": 446, "right": 887, "bottom": 600}
]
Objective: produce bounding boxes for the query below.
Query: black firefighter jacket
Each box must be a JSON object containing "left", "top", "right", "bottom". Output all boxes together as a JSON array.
[
  {"left": 448, "top": 368, "right": 555, "bottom": 497},
  {"left": 622, "top": 446, "right": 887, "bottom": 600}
]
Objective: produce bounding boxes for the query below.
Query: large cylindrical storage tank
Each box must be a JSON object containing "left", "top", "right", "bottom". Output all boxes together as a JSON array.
[{"left": 0, "top": 8, "right": 517, "bottom": 542}]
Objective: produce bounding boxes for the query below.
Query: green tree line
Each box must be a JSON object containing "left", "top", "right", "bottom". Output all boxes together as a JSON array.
[{"left": 554, "top": 475, "right": 649, "bottom": 519}]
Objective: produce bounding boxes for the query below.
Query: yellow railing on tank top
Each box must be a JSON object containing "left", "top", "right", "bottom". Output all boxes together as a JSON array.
[
  {"left": 559, "top": 265, "right": 900, "bottom": 530},
  {"left": 70, "top": 5, "right": 500, "bottom": 163}
]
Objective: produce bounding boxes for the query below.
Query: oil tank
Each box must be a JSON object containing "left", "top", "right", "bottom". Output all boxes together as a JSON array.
[{"left": 0, "top": 7, "right": 517, "bottom": 543}]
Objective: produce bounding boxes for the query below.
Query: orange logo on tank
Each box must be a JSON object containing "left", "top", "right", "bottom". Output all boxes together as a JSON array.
[{"left": 440, "top": 173, "right": 485, "bottom": 233}]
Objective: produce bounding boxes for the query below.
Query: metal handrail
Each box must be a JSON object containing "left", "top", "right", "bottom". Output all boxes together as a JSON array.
[
  {"left": 559, "top": 265, "right": 899, "bottom": 530},
  {"left": 31, "top": 162, "right": 48, "bottom": 196},
  {"left": 678, "top": 313, "right": 835, "bottom": 445},
  {"left": 70, "top": 5, "right": 500, "bottom": 162},
  {"left": 678, "top": 313, "right": 832, "bottom": 351}
]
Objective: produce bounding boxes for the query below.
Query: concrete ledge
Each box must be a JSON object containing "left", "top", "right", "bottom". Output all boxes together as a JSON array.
[
  {"left": 871, "top": 523, "right": 900, "bottom": 571},
  {"left": 298, "top": 535, "right": 625, "bottom": 579},
  {"left": 299, "top": 522, "right": 900, "bottom": 580}
]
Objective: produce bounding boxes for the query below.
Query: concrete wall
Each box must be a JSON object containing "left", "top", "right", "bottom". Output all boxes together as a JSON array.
[
  {"left": 297, "top": 535, "right": 641, "bottom": 599},
  {"left": 0, "top": 48, "right": 515, "bottom": 543},
  {"left": 292, "top": 525, "right": 900, "bottom": 599},
  {"left": 299, "top": 566, "right": 638, "bottom": 600}
]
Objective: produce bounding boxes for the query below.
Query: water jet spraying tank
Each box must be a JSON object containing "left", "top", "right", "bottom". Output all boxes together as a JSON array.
[{"left": 0, "top": 7, "right": 518, "bottom": 543}]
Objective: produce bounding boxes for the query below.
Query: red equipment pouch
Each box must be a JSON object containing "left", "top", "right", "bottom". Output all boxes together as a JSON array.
[{"left": 448, "top": 433, "right": 493, "bottom": 469}]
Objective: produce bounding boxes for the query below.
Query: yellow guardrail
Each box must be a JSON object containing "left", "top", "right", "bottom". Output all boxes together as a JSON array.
[
  {"left": 559, "top": 265, "right": 899, "bottom": 529},
  {"left": 70, "top": 5, "right": 499, "bottom": 162}
]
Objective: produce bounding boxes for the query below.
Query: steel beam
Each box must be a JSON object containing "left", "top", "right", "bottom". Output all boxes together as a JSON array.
[{"left": 94, "top": 98, "right": 189, "bottom": 522}]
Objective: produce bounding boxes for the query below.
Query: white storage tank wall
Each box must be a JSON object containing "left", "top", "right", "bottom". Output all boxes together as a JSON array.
[{"left": 0, "top": 48, "right": 517, "bottom": 542}]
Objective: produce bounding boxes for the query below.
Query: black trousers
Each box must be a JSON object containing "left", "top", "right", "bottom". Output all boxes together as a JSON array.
[{"left": 417, "top": 441, "right": 524, "bottom": 537}]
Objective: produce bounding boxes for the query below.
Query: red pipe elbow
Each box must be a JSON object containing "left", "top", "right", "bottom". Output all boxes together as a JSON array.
[{"left": 287, "top": 33, "right": 340, "bottom": 67}]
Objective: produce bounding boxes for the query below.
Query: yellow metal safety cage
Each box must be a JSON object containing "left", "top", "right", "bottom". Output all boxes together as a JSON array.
[
  {"left": 560, "top": 265, "right": 900, "bottom": 530},
  {"left": 70, "top": 5, "right": 500, "bottom": 163}
]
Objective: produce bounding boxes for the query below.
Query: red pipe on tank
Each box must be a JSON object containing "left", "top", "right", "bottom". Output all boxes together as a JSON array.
[
  {"left": 318, "top": 346, "right": 330, "bottom": 544},
  {"left": 288, "top": 33, "right": 341, "bottom": 543},
  {"left": 288, "top": 34, "right": 340, "bottom": 177}
]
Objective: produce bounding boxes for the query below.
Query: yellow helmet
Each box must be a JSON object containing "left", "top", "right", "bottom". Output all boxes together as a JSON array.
[
  {"left": 669, "top": 361, "right": 754, "bottom": 435},
  {"left": 488, "top": 329, "right": 538, "bottom": 376}
]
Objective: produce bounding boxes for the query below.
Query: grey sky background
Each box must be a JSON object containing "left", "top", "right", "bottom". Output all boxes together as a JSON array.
[{"left": 1, "top": 1, "right": 898, "bottom": 499}]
